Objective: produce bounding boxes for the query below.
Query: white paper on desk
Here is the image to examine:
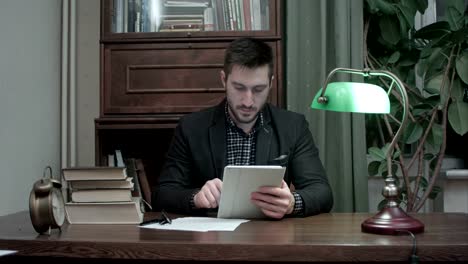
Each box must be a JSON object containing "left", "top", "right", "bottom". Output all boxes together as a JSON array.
[
  {"left": 139, "top": 217, "right": 249, "bottom": 232},
  {"left": 0, "top": 250, "right": 17, "bottom": 257}
]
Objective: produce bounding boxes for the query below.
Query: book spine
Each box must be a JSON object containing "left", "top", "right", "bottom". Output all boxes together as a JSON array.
[{"left": 243, "top": 0, "right": 251, "bottom": 30}]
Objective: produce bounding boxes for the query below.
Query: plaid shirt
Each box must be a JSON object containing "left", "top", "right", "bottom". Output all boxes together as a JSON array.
[{"left": 225, "top": 103, "right": 262, "bottom": 165}]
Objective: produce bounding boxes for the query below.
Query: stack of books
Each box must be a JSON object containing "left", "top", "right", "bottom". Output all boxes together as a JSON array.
[{"left": 63, "top": 166, "right": 143, "bottom": 224}]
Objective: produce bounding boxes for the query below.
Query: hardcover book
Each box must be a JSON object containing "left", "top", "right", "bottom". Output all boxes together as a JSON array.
[
  {"left": 62, "top": 167, "right": 127, "bottom": 181},
  {"left": 65, "top": 198, "right": 143, "bottom": 224},
  {"left": 69, "top": 177, "right": 134, "bottom": 189},
  {"left": 71, "top": 188, "right": 132, "bottom": 203}
]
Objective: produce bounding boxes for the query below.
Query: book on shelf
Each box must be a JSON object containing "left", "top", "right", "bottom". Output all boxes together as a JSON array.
[
  {"left": 203, "top": 7, "right": 214, "bottom": 31},
  {"left": 71, "top": 188, "right": 133, "bottom": 203},
  {"left": 108, "top": 154, "right": 115, "bottom": 167},
  {"left": 164, "top": 1, "right": 210, "bottom": 8},
  {"left": 159, "top": 28, "right": 202, "bottom": 32},
  {"left": 65, "top": 197, "right": 143, "bottom": 224},
  {"left": 62, "top": 167, "right": 127, "bottom": 181},
  {"left": 161, "top": 14, "right": 204, "bottom": 19},
  {"left": 115, "top": 149, "right": 125, "bottom": 167}
]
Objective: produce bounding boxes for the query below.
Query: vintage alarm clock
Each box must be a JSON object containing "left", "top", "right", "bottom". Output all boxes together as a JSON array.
[{"left": 29, "top": 166, "right": 66, "bottom": 234}]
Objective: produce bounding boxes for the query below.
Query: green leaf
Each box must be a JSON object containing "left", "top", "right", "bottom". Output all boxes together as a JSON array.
[
  {"left": 396, "top": 12, "right": 410, "bottom": 40},
  {"left": 451, "top": 77, "right": 464, "bottom": 100},
  {"left": 456, "top": 51, "right": 468, "bottom": 85},
  {"left": 368, "top": 161, "right": 381, "bottom": 176},
  {"left": 368, "top": 147, "right": 387, "bottom": 161},
  {"left": 418, "top": 47, "right": 445, "bottom": 78},
  {"left": 447, "top": 7, "right": 463, "bottom": 31},
  {"left": 398, "top": 52, "right": 419, "bottom": 66},
  {"left": 384, "top": 164, "right": 398, "bottom": 177},
  {"left": 429, "top": 157, "right": 439, "bottom": 171},
  {"left": 414, "top": 0, "right": 428, "bottom": 14},
  {"left": 425, "top": 74, "right": 444, "bottom": 95},
  {"left": 402, "top": 121, "right": 424, "bottom": 144},
  {"left": 377, "top": 160, "right": 397, "bottom": 177},
  {"left": 367, "top": 0, "right": 397, "bottom": 15},
  {"left": 426, "top": 123, "right": 443, "bottom": 149},
  {"left": 388, "top": 51, "right": 400, "bottom": 64},
  {"left": 446, "top": 0, "right": 465, "bottom": 31},
  {"left": 378, "top": 161, "right": 388, "bottom": 176},
  {"left": 448, "top": 101, "right": 468, "bottom": 135},
  {"left": 428, "top": 185, "right": 442, "bottom": 199},
  {"left": 418, "top": 177, "right": 428, "bottom": 188},
  {"left": 379, "top": 15, "right": 401, "bottom": 45},
  {"left": 448, "top": 28, "right": 468, "bottom": 45},
  {"left": 420, "top": 46, "right": 433, "bottom": 59},
  {"left": 381, "top": 143, "right": 390, "bottom": 158},
  {"left": 395, "top": 7, "right": 412, "bottom": 34},
  {"left": 414, "top": 21, "right": 451, "bottom": 40},
  {"left": 424, "top": 95, "right": 441, "bottom": 107},
  {"left": 423, "top": 153, "right": 435, "bottom": 160},
  {"left": 412, "top": 103, "right": 435, "bottom": 117}
]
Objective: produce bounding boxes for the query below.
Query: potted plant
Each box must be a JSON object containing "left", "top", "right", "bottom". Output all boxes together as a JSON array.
[{"left": 364, "top": 0, "right": 468, "bottom": 212}]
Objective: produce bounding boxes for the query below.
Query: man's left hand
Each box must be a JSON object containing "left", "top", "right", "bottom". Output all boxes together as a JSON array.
[{"left": 250, "top": 180, "right": 295, "bottom": 219}]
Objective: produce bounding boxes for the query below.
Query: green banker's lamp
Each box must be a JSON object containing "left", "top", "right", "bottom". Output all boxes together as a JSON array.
[{"left": 311, "top": 68, "right": 424, "bottom": 235}]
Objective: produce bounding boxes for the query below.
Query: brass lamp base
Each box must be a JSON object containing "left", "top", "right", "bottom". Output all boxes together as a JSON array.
[{"left": 362, "top": 206, "right": 425, "bottom": 235}]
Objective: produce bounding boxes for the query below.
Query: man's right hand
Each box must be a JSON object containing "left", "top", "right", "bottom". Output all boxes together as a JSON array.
[{"left": 194, "top": 178, "right": 223, "bottom": 209}]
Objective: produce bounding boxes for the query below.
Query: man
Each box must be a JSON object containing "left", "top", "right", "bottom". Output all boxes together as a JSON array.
[{"left": 153, "top": 37, "right": 333, "bottom": 218}]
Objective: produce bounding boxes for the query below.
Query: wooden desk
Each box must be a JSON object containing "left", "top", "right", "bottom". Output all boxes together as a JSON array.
[{"left": 0, "top": 211, "right": 466, "bottom": 263}]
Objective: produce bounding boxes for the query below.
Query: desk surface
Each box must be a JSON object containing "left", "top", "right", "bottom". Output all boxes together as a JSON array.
[{"left": 0, "top": 211, "right": 467, "bottom": 263}]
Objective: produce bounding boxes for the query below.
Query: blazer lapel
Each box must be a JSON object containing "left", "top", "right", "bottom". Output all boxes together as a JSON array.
[
  {"left": 256, "top": 106, "right": 272, "bottom": 165},
  {"left": 209, "top": 102, "right": 227, "bottom": 179}
]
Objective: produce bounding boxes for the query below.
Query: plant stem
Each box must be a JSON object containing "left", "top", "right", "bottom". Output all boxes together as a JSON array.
[
  {"left": 407, "top": 108, "right": 438, "bottom": 170},
  {"left": 376, "top": 116, "right": 386, "bottom": 146},
  {"left": 414, "top": 45, "right": 458, "bottom": 211},
  {"left": 408, "top": 150, "right": 424, "bottom": 211}
]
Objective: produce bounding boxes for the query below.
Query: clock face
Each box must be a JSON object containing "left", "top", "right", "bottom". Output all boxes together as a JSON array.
[{"left": 51, "top": 188, "right": 66, "bottom": 227}]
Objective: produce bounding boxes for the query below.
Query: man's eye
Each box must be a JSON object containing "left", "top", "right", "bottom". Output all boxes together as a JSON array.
[{"left": 253, "top": 87, "right": 266, "bottom": 93}]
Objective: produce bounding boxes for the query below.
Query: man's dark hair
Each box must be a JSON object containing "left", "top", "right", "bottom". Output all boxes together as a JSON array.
[{"left": 223, "top": 37, "right": 274, "bottom": 80}]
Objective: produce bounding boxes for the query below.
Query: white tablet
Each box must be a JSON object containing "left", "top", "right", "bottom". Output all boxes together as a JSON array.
[{"left": 217, "top": 165, "right": 286, "bottom": 219}]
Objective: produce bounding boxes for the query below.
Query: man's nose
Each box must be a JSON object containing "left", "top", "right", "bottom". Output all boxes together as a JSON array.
[{"left": 243, "top": 89, "right": 254, "bottom": 106}]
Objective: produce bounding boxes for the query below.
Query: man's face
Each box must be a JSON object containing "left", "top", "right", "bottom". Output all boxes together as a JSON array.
[{"left": 222, "top": 64, "right": 272, "bottom": 128}]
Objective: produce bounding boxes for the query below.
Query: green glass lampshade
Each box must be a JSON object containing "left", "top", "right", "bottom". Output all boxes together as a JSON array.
[{"left": 311, "top": 82, "right": 390, "bottom": 114}]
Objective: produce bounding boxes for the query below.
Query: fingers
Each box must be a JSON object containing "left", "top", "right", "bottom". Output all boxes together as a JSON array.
[
  {"left": 251, "top": 192, "right": 290, "bottom": 210},
  {"left": 251, "top": 195, "right": 289, "bottom": 219},
  {"left": 251, "top": 181, "right": 294, "bottom": 218},
  {"left": 257, "top": 180, "right": 290, "bottom": 196},
  {"left": 261, "top": 208, "right": 285, "bottom": 219},
  {"left": 194, "top": 179, "right": 223, "bottom": 209}
]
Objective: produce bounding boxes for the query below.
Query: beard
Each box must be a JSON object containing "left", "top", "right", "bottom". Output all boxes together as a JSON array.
[{"left": 227, "top": 100, "right": 259, "bottom": 125}]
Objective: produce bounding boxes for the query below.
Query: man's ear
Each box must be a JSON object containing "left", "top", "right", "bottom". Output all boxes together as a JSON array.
[
  {"left": 220, "top": 70, "right": 226, "bottom": 88},
  {"left": 270, "top": 75, "right": 275, "bottom": 87}
]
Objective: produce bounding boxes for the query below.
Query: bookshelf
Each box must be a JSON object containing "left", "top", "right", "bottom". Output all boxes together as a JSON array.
[
  {"left": 103, "top": 0, "right": 277, "bottom": 38},
  {"left": 96, "top": 0, "right": 284, "bottom": 203},
  {"left": 110, "top": 0, "right": 271, "bottom": 33}
]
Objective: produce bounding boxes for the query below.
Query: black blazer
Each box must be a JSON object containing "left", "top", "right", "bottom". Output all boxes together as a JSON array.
[{"left": 153, "top": 100, "right": 333, "bottom": 216}]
